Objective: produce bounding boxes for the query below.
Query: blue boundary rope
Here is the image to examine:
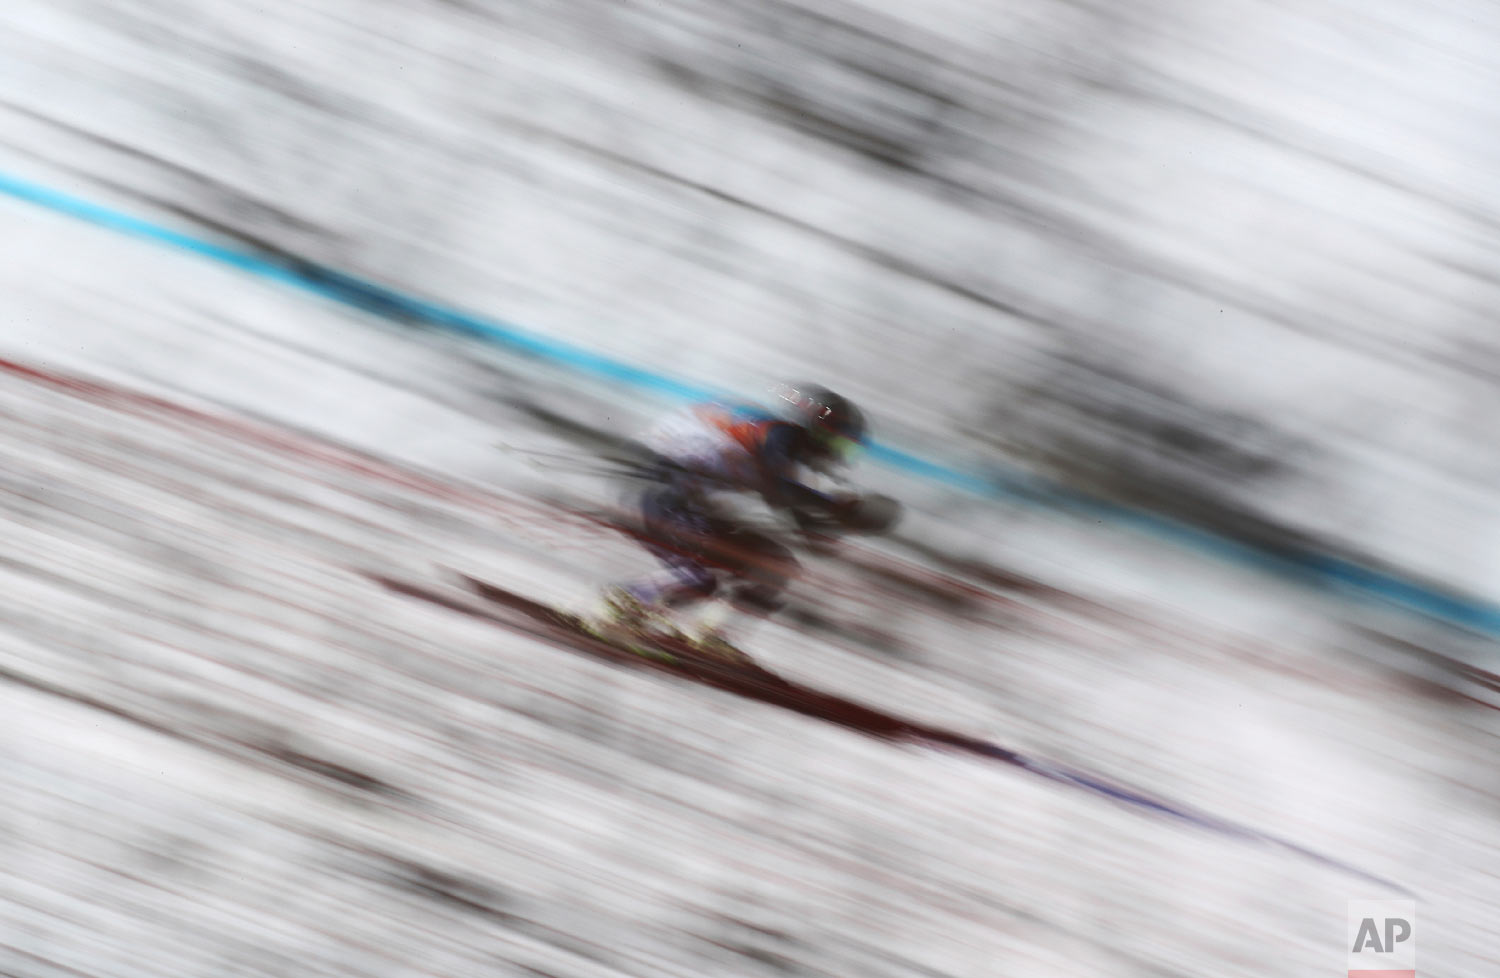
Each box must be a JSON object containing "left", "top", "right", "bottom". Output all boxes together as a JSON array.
[{"left": 4, "top": 171, "right": 1497, "bottom": 639}]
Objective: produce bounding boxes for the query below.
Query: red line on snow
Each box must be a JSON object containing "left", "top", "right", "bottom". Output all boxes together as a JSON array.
[{"left": 0, "top": 356, "right": 604, "bottom": 542}]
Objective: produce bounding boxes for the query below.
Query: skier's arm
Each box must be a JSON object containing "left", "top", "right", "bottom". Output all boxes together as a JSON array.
[
  {"left": 758, "top": 427, "right": 903, "bottom": 538},
  {"left": 757, "top": 425, "right": 858, "bottom": 520}
]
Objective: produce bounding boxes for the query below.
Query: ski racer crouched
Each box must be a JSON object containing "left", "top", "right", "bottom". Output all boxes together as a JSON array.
[{"left": 593, "top": 383, "right": 900, "bottom": 659}]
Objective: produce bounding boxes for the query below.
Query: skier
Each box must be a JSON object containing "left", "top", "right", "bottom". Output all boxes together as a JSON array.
[{"left": 593, "top": 383, "right": 888, "bottom": 659}]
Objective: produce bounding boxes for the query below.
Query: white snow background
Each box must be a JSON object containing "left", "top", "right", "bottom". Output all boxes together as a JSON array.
[{"left": 0, "top": 0, "right": 1497, "bottom": 975}]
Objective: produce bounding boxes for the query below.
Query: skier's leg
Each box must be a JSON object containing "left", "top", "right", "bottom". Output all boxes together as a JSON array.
[
  {"left": 685, "top": 530, "right": 798, "bottom": 656},
  {"left": 606, "top": 487, "right": 719, "bottom": 630},
  {"left": 723, "top": 531, "right": 797, "bottom": 615}
]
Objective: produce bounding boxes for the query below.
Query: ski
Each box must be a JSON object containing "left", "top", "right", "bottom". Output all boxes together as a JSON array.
[
  {"left": 368, "top": 568, "right": 780, "bottom": 682},
  {"left": 364, "top": 567, "right": 1412, "bottom": 895}
]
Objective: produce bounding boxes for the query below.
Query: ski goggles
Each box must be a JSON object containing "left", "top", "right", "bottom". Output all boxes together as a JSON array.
[{"left": 813, "top": 429, "right": 863, "bottom": 463}]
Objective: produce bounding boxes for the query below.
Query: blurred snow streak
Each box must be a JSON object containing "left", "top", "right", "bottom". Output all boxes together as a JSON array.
[{"left": 0, "top": 0, "right": 1497, "bottom": 976}]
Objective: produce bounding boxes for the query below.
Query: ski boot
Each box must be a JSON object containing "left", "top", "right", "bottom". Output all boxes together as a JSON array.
[
  {"left": 585, "top": 586, "right": 683, "bottom": 657},
  {"left": 684, "top": 625, "right": 756, "bottom": 667}
]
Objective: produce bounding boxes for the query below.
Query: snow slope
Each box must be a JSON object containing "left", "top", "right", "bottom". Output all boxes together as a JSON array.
[
  {"left": 2, "top": 1, "right": 1499, "bottom": 975},
  {"left": 5, "top": 0, "right": 1500, "bottom": 593}
]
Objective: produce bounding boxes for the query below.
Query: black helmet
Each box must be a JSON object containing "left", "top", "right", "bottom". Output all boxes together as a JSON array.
[{"left": 772, "top": 383, "right": 866, "bottom": 460}]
